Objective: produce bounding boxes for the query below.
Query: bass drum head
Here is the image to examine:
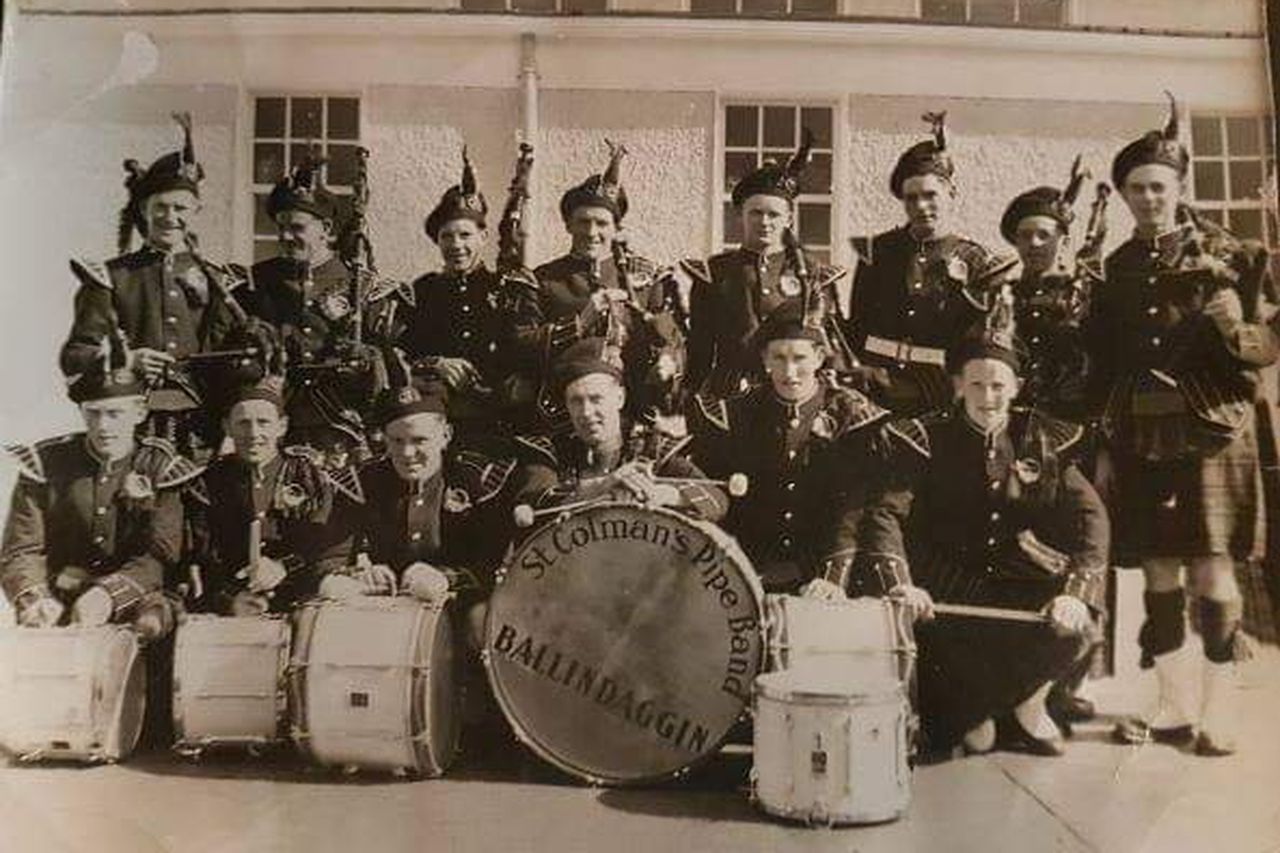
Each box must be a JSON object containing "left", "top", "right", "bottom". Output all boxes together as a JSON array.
[
  {"left": 486, "top": 503, "right": 764, "bottom": 785},
  {"left": 412, "top": 602, "right": 461, "bottom": 776}
]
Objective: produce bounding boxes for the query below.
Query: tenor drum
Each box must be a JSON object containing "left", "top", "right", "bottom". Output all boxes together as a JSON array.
[
  {"left": 765, "top": 595, "right": 914, "bottom": 684},
  {"left": 752, "top": 670, "right": 910, "bottom": 826},
  {"left": 171, "top": 615, "right": 291, "bottom": 753},
  {"left": 486, "top": 503, "right": 765, "bottom": 785},
  {"left": 0, "top": 625, "right": 146, "bottom": 763},
  {"left": 288, "top": 596, "right": 460, "bottom": 776}
]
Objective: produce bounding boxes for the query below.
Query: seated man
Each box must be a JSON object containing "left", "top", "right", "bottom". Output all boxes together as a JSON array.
[
  {"left": 190, "top": 378, "right": 349, "bottom": 616},
  {"left": 856, "top": 306, "right": 1109, "bottom": 756},
  {"left": 691, "top": 300, "right": 888, "bottom": 596},
  {"left": 514, "top": 337, "right": 727, "bottom": 522},
  {"left": 1, "top": 349, "right": 193, "bottom": 636}
]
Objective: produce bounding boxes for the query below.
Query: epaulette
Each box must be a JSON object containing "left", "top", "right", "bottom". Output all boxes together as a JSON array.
[
  {"left": 134, "top": 436, "right": 206, "bottom": 489},
  {"left": 452, "top": 450, "right": 517, "bottom": 505},
  {"left": 625, "top": 254, "right": 658, "bottom": 281},
  {"left": 323, "top": 464, "right": 366, "bottom": 505},
  {"left": 824, "top": 384, "right": 890, "bottom": 434},
  {"left": 4, "top": 440, "right": 51, "bottom": 483},
  {"left": 651, "top": 433, "right": 694, "bottom": 470},
  {"left": 1020, "top": 409, "right": 1084, "bottom": 455},
  {"left": 677, "top": 258, "right": 712, "bottom": 285},
  {"left": 692, "top": 393, "right": 730, "bottom": 433},
  {"left": 70, "top": 257, "right": 111, "bottom": 290},
  {"left": 366, "top": 275, "right": 416, "bottom": 308},
  {"left": 885, "top": 418, "right": 931, "bottom": 459},
  {"left": 500, "top": 267, "right": 540, "bottom": 291},
  {"left": 514, "top": 434, "right": 558, "bottom": 467}
]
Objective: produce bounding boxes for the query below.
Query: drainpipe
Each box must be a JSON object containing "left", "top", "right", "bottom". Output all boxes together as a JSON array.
[{"left": 519, "top": 33, "right": 540, "bottom": 261}]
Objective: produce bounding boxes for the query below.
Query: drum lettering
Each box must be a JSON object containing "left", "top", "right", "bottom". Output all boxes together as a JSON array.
[
  {"left": 691, "top": 539, "right": 720, "bottom": 565},
  {"left": 520, "top": 545, "right": 556, "bottom": 576},
  {"left": 545, "top": 649, "right": 565, "bottom": 682},
  {"left": 700, "top": 566, "right": 740, "bottom": 609},
  {"left": 671, "top": 530, "right": 691, "bottom": 557},
  {"left": 551, "top": 525, "right": 573, "bottom": 555},
  {"left": 722, "top": 675, "right": 746, "bottom": 700},
  {"left": 530, "top": 641, "right": 549, "bottom": 674},
  {"left": 727, "top": 615, "right": 758, "bottom": 634},
  {"left": 656, "top": 710, "right": 679, "bottom": 741},
  {"left": 730, "top": 632, "right": 750, "bottom": 655},
  {"left": 571, "top": 526, "right": 592, "bottom": 548},
  {"left": 494, "top": 623, "right": 517, "bottom": 654},
  {"left": 574, "top": 663, "right": 596, "bottom": 695},
  {"left": 600, "top": 518, "right": 630, "bottom": 540},
  {"left": 641, "top": 521, "right": 669, "bottom": 549},
  {"left": 633, "top": 699, "right": 655, "bottom": 728},
  {"left": 688, "top": 723, "right": 709, "bottom": 753},
  {"left": 512, "top": 635, "right": 535, "bottom": 667},
  {"left": 726, "top": 657, "right": 749, "bottom": 676},
  {"left": 594, "top": 675, "right": 618, "bottom": 706},
  {"left": 561, "top": 657, "right": 580, "bottom": 688}
]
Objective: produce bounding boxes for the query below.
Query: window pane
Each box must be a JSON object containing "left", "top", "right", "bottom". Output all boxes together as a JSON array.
[
  {"left": 725, "top": 151, "right": 758, "bottom": 192},
  {"left": 327, "top": 144, "right": 359, "bottom": 188},
  {"left": 513, "top": 0, "right": 556, "bottom": 9},
  {"left": 290, "top": 143, "right": 322, "bottom": 174},
  {"left": 1226, "top": 117, "right": 1261, "bottom": 157},
  {"left": 763, "top": 107, "right": 795, "bottom": 149},
  {"left": 762, "top": 149, "right": 792, "bottom": 170},
  {"left": 254, "top": 97, "right": 285, "bottom": 138},
  {"left": 801, "top": 107, "right": 833, "bottom": 148},
  {"left": 253, "top": 193, "right": 275, "bottom": 237},
  {"left": 1019, "top": 0, "right": 1063, "bottom": 25},
  {"left": 1194, "top": 161, "right": 1225, "bottom": 200},
  {"left": 741, "top": 0, "right": 786, "bottom": 12},
  {"left": 792, "top": 0, "right": 837, "bottom": 13},
  {"left": 797, "top": 202, "right": 831, "bottom": 245},
  {"left": 921, "top": 0, "right": 966, "bottom": 22},
  {"left": 1228, "top": 160, "right": 1262, "bottom": 200},
  {"left": 253, "top": 143, "right": 284, "bottom": 184},
  {"left": 800, "top": 151, "right": 832, "bottom": 194},
  {"left": 971, "top": 0, "right": 1016, "bottom": 24},
  {"left": 291, "top": 98, "right": 323, "bottom": 139},
  {"left": 461, "top": 0, "right": 508, "bottom": 8},
  {"left": 1230, "top": 208, "right": 1262, "bottom": 240},
  {"left": 565, "top": 0, "right": 607, "bottom": 10},
  {"left": 723, "top": 201, "right": 744, "bottom": 245},
  {"left": 691, "top": 0, "right": 736, "bottom": 12},
  {"left": 327, "top": 98, "right": 360, "bottom": 141},
  {"left": 1191, "top": 117, "right": 1222, "bottom": 157},
  {"left": 725, "top": 105, "right": 758, "bottom": 148}
]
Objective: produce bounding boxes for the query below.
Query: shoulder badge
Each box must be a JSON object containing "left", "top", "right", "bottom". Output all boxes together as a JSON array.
[
  {"left": 1023, "top": 409, "right": 1084, "bottom": 455},
  {"left": 693, "top": 393, "right": 730, "bottom": 433},
  {"left": 366, "top": 275, "right": 416, "bottom": 308},
  {"left": 885, "top": 418, "right": 931, "bottom": 459},
  {"left": 677, "top": 258, "right": 713, "bottom": 286},
  {"left": 70, "top": 257, "right": 111, "bottom": 290},
  {"left": 452, "top": 450, "right": 518, "bottom": 505},
  {"left": 323, "top": 464, "right": 366, "bottom": 505},
  {"left": 651, "top": 433, "right": 693, "bottom": 470},
  {"left": 135, "top": 436, "right": 206, "bottom": 489},
  {"left": 4, "top": 441, "right": 48, "bottom": 484},
  {"left": 500, "top": 267, "right": 541, "bottom": 292},
  {"left": 514, "top": 434, "right": 558, "bottom": 468},
  {"left": 825, "top": 384, "right": 890, "bottom": 434}
]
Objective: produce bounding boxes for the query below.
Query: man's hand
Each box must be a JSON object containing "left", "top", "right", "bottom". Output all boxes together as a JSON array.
[
  {"left": 71, "top": 586, "right": 114, "bottom": 627},
  {"left": 578, "top": 288, "right": 628, "bottom": 333},
  {"left": 1047, "top": 594, "right": 1092, "bottom": 637},
  {"left": 18, "top": 595, "right": 64, "bottom": 628},
  {"left": 1204, "top": 287, "right": 1244, "bottom": 338},
  {"left": 888, "top": 583, "right": 935, "bottom": 622},
  {"left": 127, "top": 347, "right": 176, "bottom": 382},
  {"left": 800, "top": 578, "right": 847, "bottom": 601},
  {"left": 230, "top": 591, "right": 270, "bottom": 617},
  {"left": 318, "top": 574, "right": 367, "bottom": 602},
  {"left": 434, "top": 357, "right": 480, "bottom": 391},
  {"left": 610, "top": 461, "right": 680, "bottom": 507},
  {"left": 357, "top": 562, "right": 398, "bottom": 596},
  {"left": 403, "top": 562, "right": 451, "bottom": 602},
  {"left": 237, "top": 556, "right": 287, "bottom": 594}
]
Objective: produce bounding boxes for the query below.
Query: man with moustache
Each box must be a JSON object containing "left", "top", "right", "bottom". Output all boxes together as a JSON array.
[
  {"left": 692, "top": 301, "right": 887, "bottom": 596},
  {"left": 513, "top": 337, "right": 727, "bottom": 522},
  {"left": 684, "top": 130, "right": 849, "bottom": 401},
  {"left": 856, "top": 307, "right": 1109, "bottom": 757},
  {"left": 847, "top": 112, "right": 1014, "bottom": 416},
  {"left": 61, "top": 113, "right": 256, "bottom": 457},
  {"left": 398, "top": 150, "right": 536, "bottom": 438},
  {"left": 1090, "top": 95, "right": 1277, "bottom": 756},
  {"left": 190, "top": 378, "right": 349, "bottom": 616},
  {"left": 1, "top": 343, "right": 193, "bottom": 635}
]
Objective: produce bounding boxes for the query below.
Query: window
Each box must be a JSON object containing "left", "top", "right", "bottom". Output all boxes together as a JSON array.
[
  {"left": 251, "top": 95, "right": 361, "bottom": 263},
  {"left": 920, "top": 0, "right": 1064, "bottom": 25},
  {"left": 1189, "top": 113, "right": 1277, "bottom": 245},
  {"left": 459, "top": 0, "right": 608, "bottom": 12},
  {"left": 721, "top": 103, "right": 835, "bottom": 262},
  {"left": 690, "top": 0, "right": 838, "bottom": 15}
]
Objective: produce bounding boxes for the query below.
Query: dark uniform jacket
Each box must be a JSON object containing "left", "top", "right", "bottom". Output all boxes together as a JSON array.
[
  {"left": 1012, "top": 269, "right": 1093, "bottom": 422},
  {"left": 690, "top": 378, "right": 888, "bottom": 593},
  {"left": 857, "top": 407, "right": 1109, "bottom": 612},
  {"left": 848, "top": 227, "right": 1003, "bottom": 415},
  {"left": 686, "top": 247, "right": 842, "bottom": 399},
  {"left": 191, "top": 447, "right": 349, "bottom": 613},
  {"left": 399, "top": 264, "right": 536, "bottom": 427},
  {"left": 1088, "top": 217, "right": 1276, "bottom": 460},
  {"left": 513, "top": 426, "right": 728, "bottom": 524},
  {"left": 338, "top": 452, "right": 518, "bottom": 595},
  {"left": 0, "top": 434, "right": 193, "bottom": 621}
]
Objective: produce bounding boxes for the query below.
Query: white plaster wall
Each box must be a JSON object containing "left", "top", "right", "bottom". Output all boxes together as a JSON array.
[{"left": 1076, "top": 0, "right": 1263, "bottom": 34}]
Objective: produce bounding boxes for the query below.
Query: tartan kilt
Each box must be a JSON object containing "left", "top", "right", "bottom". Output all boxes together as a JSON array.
[{"left": 1110, "top": 406, "right": 1265, "bottom": 564}]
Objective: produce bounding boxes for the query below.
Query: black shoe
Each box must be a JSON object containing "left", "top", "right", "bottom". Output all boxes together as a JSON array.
[
  {"left": 998, "top": 715, "right": 1064, "bottom": 757},
  {"left": 1047, "top": 691, "right": 1096, "bottom": 724},
  {"left": 1111, "top": 717, "right": 1195, "bottom": 746},
  {"left": 1193, "top": 731, "right": 1236, "bottom": 757}
]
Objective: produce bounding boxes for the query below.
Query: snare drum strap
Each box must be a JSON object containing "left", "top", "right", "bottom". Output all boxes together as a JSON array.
[{"left": 856, "top": 554, "right": 911, "bottom": 597}]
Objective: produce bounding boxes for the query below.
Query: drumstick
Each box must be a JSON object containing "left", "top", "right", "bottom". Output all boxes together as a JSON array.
[
  {"left": 235, "top": 518, "right": 264, "bottom": 583},
  {"left": 650, "top": 472, "right": 749, "bottom": 497},
  {"left": 512, "top": 496, "right": 611, "bottom": 528},
  {"left": 932, "top": 602, "right": 1047, "bottom": 624}
]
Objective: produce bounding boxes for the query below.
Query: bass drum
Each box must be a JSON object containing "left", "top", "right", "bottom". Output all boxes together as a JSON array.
[
  {"left": 486, "top": 502, "right": 765, "bottom": 785},
  {"left": 0, "top": 625, "right": 146, "bottom": 763},
  {"left": 171, "top": 614, "right": 291, "bottom": 754},
  {"left": 288, "top": 596, "right": 460, "bottom": 776}
]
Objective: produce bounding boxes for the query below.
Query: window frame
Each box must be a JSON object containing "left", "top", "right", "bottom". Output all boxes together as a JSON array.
[
  {"left": 457, "top": 0, "right": 615, "bottom": 13},
  {"left": 1188, "top": 111, "right": 1277, "bottom": 247},
  {"left": 916, "top": 0, "right": 1069, "bottom": 26},
  {"left": 244, "top": 91, "right": 365, "bottom": 264},
  {"left": 713, "top": 97, "right": 844, "bottom": 266},
  {"left": 687, "top": 0, "right": 839, "bottom": 16}
]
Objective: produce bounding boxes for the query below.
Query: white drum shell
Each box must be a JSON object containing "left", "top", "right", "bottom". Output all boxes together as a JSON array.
[
  {"left": 289, "top": 597, "right": 458, "bottom": 776},
  {"left": 172, "top": 615, "right": 291, "bottom": 749},
  {"left": 765, "top": 595, "right": 912, "bottom": 684},
  {"left": 0, "top": 625, "right": 146, "bottom": 763},
  {"left": 752, "top": 671, "right": 910, "bottom": 826}
]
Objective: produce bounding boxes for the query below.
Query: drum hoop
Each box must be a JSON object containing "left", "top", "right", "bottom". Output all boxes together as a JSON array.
[
  {"left": 754, "top": 670, "right": 905, "bottom": 706},
  {"left": 485, "top": 501, "right": 766, "bottom": 786}
]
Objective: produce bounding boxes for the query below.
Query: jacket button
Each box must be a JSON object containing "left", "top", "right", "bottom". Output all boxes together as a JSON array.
[
  {"left": 411, "top": 532, "right": 423, "bottom": 542},
  {"left": 95, "top": 506, "right": 106, "bottom": 516}
]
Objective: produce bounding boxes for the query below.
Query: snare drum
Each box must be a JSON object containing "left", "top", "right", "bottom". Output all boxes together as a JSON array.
[
  {"left": 0, "top": 625, "right": 147, "bottom": 763},
  {"left": 486, "top": 503, "right": 765, "bottom": 785},
  {"left": 171, "top": 615, "right": 291, "bottom": 753},
  {"left": 765, "top": 595, "right": 915, "bottom": 684},
  {"left": 753, "top": 669, "right": 910, "bottom": 826},
  {"left": 288, "top": 596, "right": 460, "bottom": 776}
]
